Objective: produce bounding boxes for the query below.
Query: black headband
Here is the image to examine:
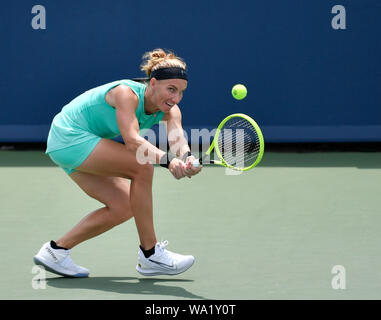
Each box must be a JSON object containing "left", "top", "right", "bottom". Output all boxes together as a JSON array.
[{"left": 150, "top": 67, "right": 188, "bottom": 81}]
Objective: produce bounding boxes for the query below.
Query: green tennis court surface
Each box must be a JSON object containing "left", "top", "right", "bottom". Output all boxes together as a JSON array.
[{"left": 1, "top": 150, "right": 381, "bottom": 299}]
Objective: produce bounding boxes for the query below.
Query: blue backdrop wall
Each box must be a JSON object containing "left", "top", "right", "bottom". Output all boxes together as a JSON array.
[{"left": 1, "top": 0, "right": 380, "bottom": 142}]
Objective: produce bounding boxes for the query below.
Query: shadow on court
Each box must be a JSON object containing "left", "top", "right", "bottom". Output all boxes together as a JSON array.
[{"left": 43, "top": 276, "right": 206, "bottom": 299}]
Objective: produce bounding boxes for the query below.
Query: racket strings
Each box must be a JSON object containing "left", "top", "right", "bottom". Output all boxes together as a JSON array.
[{"left": 218, "top": 117, "right": 261, "bottom": 168}]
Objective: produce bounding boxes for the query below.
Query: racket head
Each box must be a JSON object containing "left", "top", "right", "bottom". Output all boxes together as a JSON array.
[{"left": 213, "top": 113, "right": 264, "bottom": 171}]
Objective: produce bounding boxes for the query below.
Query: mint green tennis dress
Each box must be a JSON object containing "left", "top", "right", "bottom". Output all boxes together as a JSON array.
[{"left": 46, "top": 80, "right": 164, "bottom": 175}]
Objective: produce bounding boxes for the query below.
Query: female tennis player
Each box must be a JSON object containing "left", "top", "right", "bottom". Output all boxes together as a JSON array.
[{"left": 33, "top": 48, "right": 201, "bottom": 277}]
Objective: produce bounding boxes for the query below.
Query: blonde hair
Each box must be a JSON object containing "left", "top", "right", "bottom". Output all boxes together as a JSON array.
[{"left": 140, "top": 48, "right": 187, "bottom": 77}]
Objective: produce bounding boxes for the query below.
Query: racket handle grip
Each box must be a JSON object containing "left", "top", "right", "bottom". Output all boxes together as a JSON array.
[{"left": 192, "top": 159, "right": 201, "bottom": 167}]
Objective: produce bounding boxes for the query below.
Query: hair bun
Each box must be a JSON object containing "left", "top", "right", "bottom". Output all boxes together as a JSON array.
[
  {"left": 151, "top": 49, "right": 167, "bottom": 59},
  {"left": 140, "top": 48, "right": 186, "bottom": 77}
]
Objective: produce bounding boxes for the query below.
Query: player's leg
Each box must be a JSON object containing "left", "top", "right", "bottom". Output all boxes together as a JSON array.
[
  {"left": 73, "top": 138, "right": 194, "bottom": 276},
  {"left": 34, "top": 172, "right": 133, "bottom": 277},
  {"left": 74, "top": 138, "right": 157, "bottom": 250},
  {"left": 55, "top": 171, "right": 134, "bottom": 249}
]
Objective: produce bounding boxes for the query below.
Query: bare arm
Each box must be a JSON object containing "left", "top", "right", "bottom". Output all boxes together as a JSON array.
[
  {"left": 163, "top": 105, "right": 191, "bottom": 160},
  {"left": 106, "top": 85, "right": 165, "bottom": 165},
  {"left": 106, "top": 85, "right": 188, "bottom": 179},
  {"left": 163, "top": 106, "right": 202, "bottom": 176}
]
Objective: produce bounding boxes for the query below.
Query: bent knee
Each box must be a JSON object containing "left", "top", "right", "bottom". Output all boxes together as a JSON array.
[
  {"left": 131, "top": 163, "right": 154, "bottom": 181},
  {"left": 109, "top": 203, "right": 133, "bottom": 224}
]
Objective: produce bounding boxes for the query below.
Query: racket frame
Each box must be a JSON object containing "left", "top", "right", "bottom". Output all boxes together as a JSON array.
[{"left": 198, "top": 113, "right": 264, "bottom": 171}]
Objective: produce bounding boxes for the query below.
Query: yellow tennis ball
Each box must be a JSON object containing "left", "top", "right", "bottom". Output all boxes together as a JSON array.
[{"left": 232, "top": 84, "right": 247, "bottom": 100}]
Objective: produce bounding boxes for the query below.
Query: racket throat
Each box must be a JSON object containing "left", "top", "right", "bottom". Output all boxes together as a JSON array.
[
  {"left": 198, "top": 158, "right": 213, "bottom": 164},
  {"left": 198, "top": 158, "right": 221, "bottom": 165}
]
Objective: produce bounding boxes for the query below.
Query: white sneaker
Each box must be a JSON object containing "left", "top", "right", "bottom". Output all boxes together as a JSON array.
[
  {"left": 136, "top": 240, "right": 195, "bottom": 276},
  {"left": 33, "top": 241, "right": 89, "bottom": 278}
]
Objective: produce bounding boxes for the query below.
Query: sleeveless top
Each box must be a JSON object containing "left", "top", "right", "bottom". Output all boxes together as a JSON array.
[{"left": 46, "top": 80, "right": 164, "bottom": 153}]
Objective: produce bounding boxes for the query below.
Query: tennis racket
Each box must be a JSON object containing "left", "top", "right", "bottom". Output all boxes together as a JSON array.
[{"left": 193, "top": 113, "right": 264, "bottom": 171}]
